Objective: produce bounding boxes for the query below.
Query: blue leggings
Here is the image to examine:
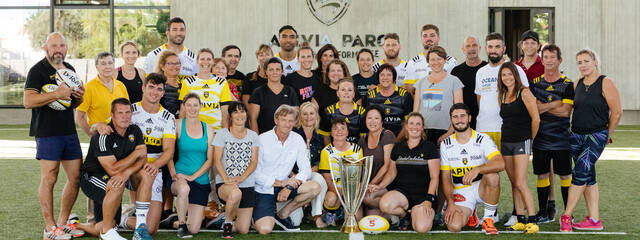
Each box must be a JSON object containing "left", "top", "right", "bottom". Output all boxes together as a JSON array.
[{"left": 569, "top": 129, "right": 608, "bottom": 186}]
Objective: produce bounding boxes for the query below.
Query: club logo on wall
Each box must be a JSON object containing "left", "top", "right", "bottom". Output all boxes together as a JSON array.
[{"left": 307, "top": 0, "right": 351, "bottom": 26}]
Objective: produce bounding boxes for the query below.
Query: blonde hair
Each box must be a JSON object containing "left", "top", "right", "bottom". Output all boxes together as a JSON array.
[
  {"left": 119, "top": 41, "right": 140, "bottom": 56},
  {"left": 155, "top": 51, "right": 179, "bottom": 74},
  {"left": 274, "top": 104, "right": 298, "bottom": 121},
  {"left": 251, "top": 44, "right": 274, "bottom": 81},
  {"left": 576, "top": 48, "right": 600, "bottom": 69},
  {"left": 297, "top": 102, "right": 320, "bottom": 129}
]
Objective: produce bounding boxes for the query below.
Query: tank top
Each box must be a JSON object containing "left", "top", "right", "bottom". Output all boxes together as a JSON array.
[
  {"left": 116, "top": 67, "right": 143, "bottom": 103},
  {"left": 572, "top": 75, "right": 609, "bottom": 134},
  {"left": 176, "top": 118, "right": 210, "bottom": 185},
  {"left": 500, "top": 89, "right": 531, "bottom": 142}
]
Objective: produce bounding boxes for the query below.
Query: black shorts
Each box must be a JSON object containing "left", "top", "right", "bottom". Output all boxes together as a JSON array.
[
  {"left": 79, "top": 172, "right": 121, "bottom": 223},
  {"left": 389, "top": 186, "right": 430, "bottom": 209},
  {"left": 253, "top": 187, "right": 298, "bottom": 221},
  {"left": 532, "top": 148, "right": 572, "bottom": 175},
  {"left": 167, "top": 177, "right": 211, "bottom": 206},
  {"left": 215, "top": 183, "right": 256, "bottom": 209},
  {"left": 425, "top": 129, "right": 448, "bottom": 147}
]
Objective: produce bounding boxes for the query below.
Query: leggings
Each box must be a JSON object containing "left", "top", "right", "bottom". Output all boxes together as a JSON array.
[{"left": 569, "top": 129, "right": 608, "bottom": 186}]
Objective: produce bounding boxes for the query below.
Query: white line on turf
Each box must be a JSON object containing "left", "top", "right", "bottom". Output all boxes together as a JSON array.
[{"left": 152, "top": 229, "right": 627, "bottom": 235}]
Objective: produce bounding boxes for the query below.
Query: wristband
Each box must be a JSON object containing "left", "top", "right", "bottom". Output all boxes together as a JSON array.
[
  {"left": 426, "top": 193, "right": 437, "bottom": 205},
  {"left": 285, "top": 185, "right": 295, "bottom": 191}
]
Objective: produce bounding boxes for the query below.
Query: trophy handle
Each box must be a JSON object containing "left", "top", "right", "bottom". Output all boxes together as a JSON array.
[
  {"left": 354, "top": 156, "right": 374, "bottom": 208},
  {"left": 328, "top": 158, "right": 348, "bottom": 209}
]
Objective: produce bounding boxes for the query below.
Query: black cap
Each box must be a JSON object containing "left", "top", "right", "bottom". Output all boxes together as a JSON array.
[{"left": 521, "top": 30, "right": 539, "bottom": 42}]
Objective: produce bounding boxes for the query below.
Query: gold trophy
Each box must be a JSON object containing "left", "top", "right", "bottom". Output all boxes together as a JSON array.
[{"left": 329, "top": 155, "right": 373, "bottom": 233}]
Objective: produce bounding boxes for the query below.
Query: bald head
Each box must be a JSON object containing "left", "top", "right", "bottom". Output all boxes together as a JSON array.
[
  {"left": 43, "top": 32, "right": 67, "bottom": 65},
  {"left": 462, "top": 36, "right": 481, "bottom": 60}
]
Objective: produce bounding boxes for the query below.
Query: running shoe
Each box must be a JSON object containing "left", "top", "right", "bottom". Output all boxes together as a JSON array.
[
  {"left": 525, "top": 222, "right": 539, "bottom": 234},
  {"left": 482, "top": 218, "right": 499, "bottom": 235},
  {"left": 560, "top": 214, "right": 572, "bottom": 232},
  {"left": 43, "top": 226, "right": 72, "bottom": 240},
  {"left": 177, "top": 224, "right": 192, "bottom": 239},
  {"left": 467, "top": 207, "right": 479, "bottom": 228},
  {"left": 61, "top": 223, "right": 85, "bottom": 238},
  {"left": 503, "top": 214, "right": 517, "bottom": 227},
  {"left": 508, "top": 222, "right": 527, "bottom": 231},
  {"left": 132, "top": 223, "right": 153, "bottom": 240},
  {"left": 274, "top": 215, "right": 300, "bottom": 231},
  {"left": 535, "top": 211, "right": 551, "bottom": 224},
  {"left": 100, "top": 228, "right": 127, "bottom": 240},
  {"left": 222, "top": 222, "right": 233, "bottom": 239},
  {"left": 573, "top": 217, "right": 603, "bottom": 230},
  {"left": 322, "top": 212, "right": 337, "bottom": 227},
  {"left": 547, "top": 200, "right": 557, "bottom": 222},
  {"left": 398, "top": 215, "right": 411, "bottom": 231}
]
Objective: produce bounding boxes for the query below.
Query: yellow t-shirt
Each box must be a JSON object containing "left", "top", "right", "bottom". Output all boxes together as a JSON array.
[
  {"left": 178, "top": 75, "right": 232, "bottom": 129},
  {"left": 318, "top": 143, "right": 364, "bottom": 189},
  {"left": 77, "top": 77, "right": 129, "bottom": 126}
]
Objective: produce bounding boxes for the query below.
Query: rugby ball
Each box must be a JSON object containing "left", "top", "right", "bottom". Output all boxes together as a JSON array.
[
  {"left": 358, "top": 215, "right": 389, "bottom": 234},
  {"left": 42, "top": 84, "right": 71, "bottom": 111},
  {"left": 55, "top": 68, "right": 82, "bottom": 90}
]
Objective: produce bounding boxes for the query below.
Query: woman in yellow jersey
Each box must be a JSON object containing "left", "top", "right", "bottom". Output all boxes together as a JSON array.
[
  {"left": 317, "top": 118, "right": 364, "bottom": 226},
  {"left": 178, "top": 49, "right": 232, "bottom": 130},
  {"left": 156, "top": 51, "right": 190, "bottom": 117}
]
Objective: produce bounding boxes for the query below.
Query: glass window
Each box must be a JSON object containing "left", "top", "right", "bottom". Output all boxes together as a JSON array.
[
  {"left": 0, "top": 9, "right": 50, "bottom": 106},
  {"left": 55, "top": 0, "right": 109, "bottom": 5},
  {"left": 0, "top": 0, "right": 49, "bottom": 6},
  {"left": 114, "top": 9, "right": 169, "bottom": 57},
  {"left": 115, "top": 0, "right": 170, "bottom": 6},
  {"left": 54, "top": 9, "right": 110, "bottom": 82}
]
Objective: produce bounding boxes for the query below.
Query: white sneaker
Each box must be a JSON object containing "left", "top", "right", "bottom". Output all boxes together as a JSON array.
[
  {"left": 100, "top": 228, "right": 127, "bottom": 240},
  {"left": 43, "top": 226, "right": 72, "bottom": 240},
  {"left": 503, "top": 215, "right": 518, "bottom": 227}
]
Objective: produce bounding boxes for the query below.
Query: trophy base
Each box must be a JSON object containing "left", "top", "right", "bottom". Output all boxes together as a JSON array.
[{"left": 340, "top": 215, "right": 361, "bottom": 233}]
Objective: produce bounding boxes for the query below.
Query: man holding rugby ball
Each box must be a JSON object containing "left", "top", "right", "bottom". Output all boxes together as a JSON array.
[{"left": 23, "top": 32, "right": 86, "bottom": 240}]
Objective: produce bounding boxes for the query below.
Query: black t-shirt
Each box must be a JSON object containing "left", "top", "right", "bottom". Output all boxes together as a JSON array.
[
  {"left": 531, "top": 75, "right": 575, "bottom": 150},
  {"left": 116, "top": 67, "right": 143, "bottom": 103},
  {"left": 242, "top": 71, "right": 268, "bottom": 96},
  {"left": 249, "top": 84, "right": 300, "bottom": 134},
  {"left": 81, "top": 123, "right": 145, "bottom": 176},
  {"left": 284, "top": 71, "right": 322, "bottom": 103},
  {"left": 450, "top": 61, "right": 487, "bottom": 129},
  {"left": 24, "top": 58, "right": 78, "bottom": 137},
  {"left": 389, "top": 139, "right": 439, "bottom": 194},
  {"left": 227, "top": 70, "right": 245, "bottom": 98},
  {"left": 362, "top": 86, "right": 414, "bottom": 135},
  {"left": 313, "top": 84, "right": 362, "bottom": 112},
  {"left": 352, "top": 73, "right": 379, "bottom": 97},
  {"left": 320, "top": 102, "right": 366, "bottom": 143}
]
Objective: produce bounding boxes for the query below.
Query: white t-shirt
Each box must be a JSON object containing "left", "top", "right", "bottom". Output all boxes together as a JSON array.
[
  {"left": 405, "top": 52, "right": 457, "bottom": 86},
  {"left": 474, "top": 63, "right": 529, "bottom": 132},
  {"left": 440, "top": 130, "right": 500, "bottom": 190},
  {"left": 144, "top": 44, "right": 198, "bottom": 76},
  {"left": 372, "top": 59, "right": 408, "bottom": 86},
  {"left": 276, "top": 52, "right": 300, "bottom": 77}
]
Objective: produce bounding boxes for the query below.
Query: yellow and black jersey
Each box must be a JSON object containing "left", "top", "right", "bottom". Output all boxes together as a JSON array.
[
  {"left": 440, "top": 130, "right": 500, "bottom": 190},
  {"left": 319, "top": 102, "right": 366, "bottom": 143},
  {"left": 531, "top": 74, "right": 574, "bottom": 150},
  {"left": 178, "top": 75, "right": 232, "bottom": 129},
  {"left": 362, "top": 86, "right": 414, "bottom": 134},
  {"left": 131, "top": 102, "right": 176, "bottom": 163},
  {"left": 318, "top": 142, "right": 364, "bottom": 189}
]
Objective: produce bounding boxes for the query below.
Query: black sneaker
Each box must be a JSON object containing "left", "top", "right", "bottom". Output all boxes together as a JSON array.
[
  {"left": 535, "top": 212, "right": 551, "bottom": 224},
  {"left": 160, "top": 212, "right": 178, "bottom": 229},
  {"left": 398, "top": 215, "right": 411, "bottom": 231},
  {"left": 177, "top": 224, "right": 192, "bottom": 238},
  {"left": 547, "top": 200, "right": 557, "bottom": 222},
  {"left": 222, "top": 222, "right": 233, "bottom": 239},
  {"left": 274, "top": 215, "right": 300, "bottom": 231}
]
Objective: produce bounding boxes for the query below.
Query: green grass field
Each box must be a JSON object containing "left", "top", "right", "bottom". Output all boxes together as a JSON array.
[{"left": 1, "top": 125, "right": 638, "bottom": 239}]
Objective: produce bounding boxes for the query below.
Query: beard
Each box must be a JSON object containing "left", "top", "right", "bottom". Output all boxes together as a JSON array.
[
  {"left": 488, "top": 54, "right": 502, "bottom": 64},
  {"left": 170, "top": 36, "right": 184, "bottom": 45},
  {"left": 385, "top": 50, "right": 398, "bottom": 59},
  {"left": 453, "top": 123, "right": 469, "bottom": 132},
  {"left": 48, "top": 52, "right": 65, "bottom": 64}
]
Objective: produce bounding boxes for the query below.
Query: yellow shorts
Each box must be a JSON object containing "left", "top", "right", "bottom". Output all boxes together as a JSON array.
[{"left": 483, "top": 132, "right": 502, "bottom": 151}]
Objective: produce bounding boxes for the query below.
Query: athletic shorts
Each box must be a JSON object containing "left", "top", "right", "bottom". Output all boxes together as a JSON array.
[
  {"left": 167, "top": 177, "right": 211, "bottom": 206},
  {"left": 532, "top": 149, "right": 572, "bottom": 175},
  {"left": 253, "top": 187, "right": 299, "bottom": 221},
  {"left": 389, "top": 186, "right": 430, "bottom": 209},
  {"left": 452, "top": 181, "right": 484, "bottom": 211},
  {"left": 35, "top": 134, "right": 82, "bottom": 160},
  {"left": 483, "top": 132, "right": 502, "bottom": 151},
  {"left": 151, "top": 172, "right": 163, "bottom": 202},
  {"left": 501, "top": 139, "right": 532, "bottom": 156},
  {"left": 79, "top": 172, "right": 121, "bottom": 223},
  {"left": 425, "top": 129, "right": 448, "bottom": 147},
  {"left": 216, "top": 183, "right": 256, "bottom": 209}
]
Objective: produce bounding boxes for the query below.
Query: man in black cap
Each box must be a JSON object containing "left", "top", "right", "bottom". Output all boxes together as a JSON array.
[{"left": 515, "top": 30, "right": 543, "bottom": 83}]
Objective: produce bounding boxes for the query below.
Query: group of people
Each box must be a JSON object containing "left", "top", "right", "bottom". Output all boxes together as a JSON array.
[{"left": 24, "top": 16, "right": 622, "bottom": 240}]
